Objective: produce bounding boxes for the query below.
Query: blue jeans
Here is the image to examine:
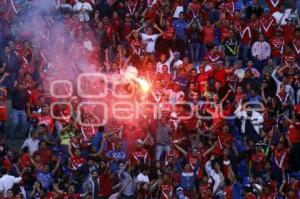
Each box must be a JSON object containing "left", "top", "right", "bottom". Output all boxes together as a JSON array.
[
  {"left": 239, "top": 43, "right": 250, "bottom": 64},
  {"left": 11, "top": 109, "right": 27, "bottom": 139},
  {"left": 155, "top": 144, "right": 170, "bottom": 161},
  {"left": 225, "top": 56, "right": 238, "bottom": 67},
  {"left": 189, "top": 42, "right": 202, "bottom": 62}
]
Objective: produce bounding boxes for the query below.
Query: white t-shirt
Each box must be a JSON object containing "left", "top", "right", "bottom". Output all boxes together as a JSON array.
[
  {"left": 141, "top": 33, "right": 159, "bottom": 53},
  {"left": 22, "top": 138, "right": 40, "bottom": 155},
  {"left": 0, "top": 175, "right": 22, "bottom": 196},
  {"left": 272, "top": 9, "right": 292, "bottom": 26},
  {"left": 136, "top": 173, "right": 150, "bottom": 183},
  {"left": 73, "top": 2, "right": 92, "bottom": 11}
]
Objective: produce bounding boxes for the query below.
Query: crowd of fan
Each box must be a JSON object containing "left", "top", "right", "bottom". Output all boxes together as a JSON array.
[{"left": 0, "top": 0, "right": 300, "bottom": 198}]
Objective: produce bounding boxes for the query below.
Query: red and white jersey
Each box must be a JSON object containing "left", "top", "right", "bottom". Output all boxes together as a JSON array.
[
  {"left": 37, "top": 115, "right": 54, "bottom": 133},
  {"left": 70, "top": 156, "right": 86, "bottom": 171},
  {"left": 165, "top": 149, "right": 180, "bottom": 166},
  {"left": 126, "top": 0, "right": 139, "bottom": 15},
  {"left": 220, "top": 1, "right": 235, "bottom": 15},
  {"left": 187, "top": 153, "right": 203, "bottom": 178},
  {"left": 130, "top": 148, "right": 150, "bottom": 165},
  {"left": 281, "top": 53, "right": 296, "bottom": 66},
  {"left": 206, "top": 50, "right": 222, "bottom": 63},
  {"left": 199, "top": 183, "right": 213, "bottom": 199},
  {"left": 270, "top": 36, "right": 285, "bottom": 57},
  {"left": 240, "top": 25, "right": 252, "bottom": 44},
  {"left": 292, "top": 37, "right": 300, "bottom": 56},
  {"left": 260, "top": 15, "right": 276, "bottom": 38},
  {"left": 258, "top": 193, "right": 277, "bottom": 199},
  {"left": 160, "top": 183, "right": 173, "bottom": 199},
  {"left": 130, "top": 39, "right": 142, "bottom": 55},
  {"left": 274, "top": 148, "right": 288, "bottom": 169},
  {"left": 265, "top": 0, "right": 283, "bottom": 13},
  {"left": 188, "top": 2, "right": 201, "bottom": 18}
]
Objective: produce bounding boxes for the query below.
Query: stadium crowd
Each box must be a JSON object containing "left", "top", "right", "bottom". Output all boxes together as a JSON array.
[{"left": 0, "top": 0, "right": 300, "bottom": 198}]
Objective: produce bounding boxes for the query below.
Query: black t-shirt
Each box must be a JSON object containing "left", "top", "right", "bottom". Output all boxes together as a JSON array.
[{"left": 223, "top": 38, "right": 239, "bottom": 56}]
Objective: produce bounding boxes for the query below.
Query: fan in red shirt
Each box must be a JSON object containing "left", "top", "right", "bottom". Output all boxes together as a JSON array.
[
  {"left": 32, "top": 141, "right": 52, "bottom": 165},
  {"left": 272, "top": 141, "right": 291, "bottom": 171},
  {"left": 250, "top": 143, "right": 266, "bottom": 177},
  {"left": 260, "top": 10, "right": 276, "bottom": 38},
  {"left": 102, "top": 16, "right": 115, "bottom": 45},
  {"left": 0, "top": 88, "right": 7, "bottom": 130},
  {"left": 197, "top": 60, "right": 213, "bottom": 94},
  {"left": 130, "top": 139, "right": 151, "bottom": 167},
  {"left": 37, "top": 105, "right": 54, "bottom": 133},
  {"left": 54, "top": 183, "right": 88, "bottom": 199},
  {"left": 212, "top": 123, "right": 233, "bottom": 155},
  {"left": 249, "top": 13, "right": 260, "bottom": 41},
  {"left": 160, "top": 174, "right": 174, "bottom": 199},
  {"left": 259, "top": 185, "right": 277, "bottom": 199},
  {"left": 187, "top": 0, "right": 201, "bottom": 19},
  {"left": 165, "top": 144, "right": 180, "bottom": 166},
  {"left": 220, "top": 0, "right": 235, "bottom": 16},
  {"left": 199, "top": 176, "right": 213, "bottom": 199},
  {"left": 206, "top": 45, "right": 223, "bottom": 63},
  {"left": 281, "top": 46, "right": 296, "bottom": 66},
  {"left": 223, "top": 178, "right": 233, "bottom": 199},
  {"left": 98, "top": 160, "right": 113, "bottom": 198},
  {"left": 69, "top": 148, "right": 86, "bottom": 174},
  {"left": 292, "top": 28, "right": 300, "bottom": 61},
  {"left": 270, "top": 30, "right": 285, "bottom": 59},
  {"left": 283, "top": 19, "right": 296, "bottom": 43},
  {"left": 265, "top": 0, "right": 283, "bottom": 13}
]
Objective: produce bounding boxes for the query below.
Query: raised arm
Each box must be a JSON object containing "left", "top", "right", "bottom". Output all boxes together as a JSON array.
[{"left": 174, "top": 143, "right": 187, "bottom": 156}]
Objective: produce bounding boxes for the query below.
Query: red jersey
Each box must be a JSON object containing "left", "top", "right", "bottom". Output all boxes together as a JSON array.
[
  {"left": 283, "top": 24, "right": 295, "bottom": 43},
  {"left": 163, "top": 27, "right": 175, "bottom": 40},
  {"left": 223, "top": 186, "right": 233, "bottom": 199},
  {"left": 289, "top": 122, "right": 300, "bottom": 143},
  {"left": 220, "top": 1, "right": 235, "bottom": 15},
  {"left": 99, "top": 173, "right": 113, "bottom": 196},
  {"left": 187, "top": 153, "right": 202, "bottom": 178},
  {"left": 197, "top": 68, "right": 212, "bottom": 92},
  {"left": 260, "top": 15, "right": 276, "bottom": 38},
  {"left": 206, "top": 51, "right": 222, "bottom": 63},
  {"left": 126, "top": 0, "right": 139, "bottom": 15},
  {"left": 130, "top": 39, "right": 142, "bottom": 55},
  {"left": 130, "top": 148, "right": 150, "bottom": 166},
  {"left": 249, "top": 20, "right": 260, "bottom": 40},
  {"left": 274, "top": 148, "right": 288, "bottom": 169},
  {"left": 33, "top": 149, "right": 52, "bottom": 165},
  {"left": 0, "top": 96, "right": 7, "bottom": 121},
  {"left": 220, "top": 24, "right": 230, "bottom": 42},
  {"left": 165, "top": 149, "right": 180, "bottom": 166},
  {"left": 240, "top": 25, "right": 252, "bottom": 44},
  {"left": 270, "top": 36, "right": 285, "bottom": 57},
  {"left": 281, "top": 53, "right": 296, "bottom": 66},
  {"left": 160, "top": 183, "right": 173, "bottom": 199},
  {"left": 45, "top": 191, "right": 57, "bottom": 199},
  {"left": 213, "top": 68, "right": 227, "bottom": 86},
  {"left": 251, "top": 152, "right": 266, "bottom": 171},
  {"left": 62, "top": 193, "right": 80, "bottom": 199},
  {"left": 259, "top": 193, "right": 277, "bottom": 199},
  {"left": 292, "top": 37, "right": 300, "bottom": 57},
  {"left": 188, "top": 2, "right": 201, "bottom": 18},
  {"left": 232, "top": 18, "right": 242, "bottom": 34},
  {"left": 199, "top": 183, "right": 213, "bottom": 199},
  {"left": 37, "top": 115, "right": 54, "bottom": 133},
  {"left": 203, "top": 25, "right": 215, "bottom": 44},
  {"left": 70, "top": 156, "right": 86, "bottom": 171},
  {"left": 265, "top": 0, "right": 283, "bottom": 13},
  {"left": 19, "top": 153, "right": 30, "bottom": 170}
]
